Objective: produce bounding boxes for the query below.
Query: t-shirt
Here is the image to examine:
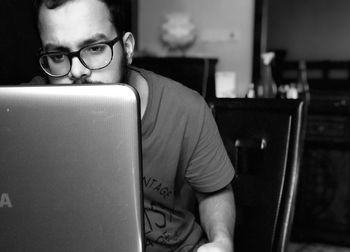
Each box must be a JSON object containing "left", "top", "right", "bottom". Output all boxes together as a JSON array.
[
  {"left": 134, "top": 67, "right": 234, "bottom": 252},
  {"left": 30, "top": 67, "right": 235, "bottom": 252}
]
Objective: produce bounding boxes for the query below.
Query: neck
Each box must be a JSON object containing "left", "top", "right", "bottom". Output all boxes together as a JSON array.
[{"left": 126, "top": 68, "right": 149, "bottom": 119}]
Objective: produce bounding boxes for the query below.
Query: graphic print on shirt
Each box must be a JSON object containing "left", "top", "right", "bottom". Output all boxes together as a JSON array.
[{"left": 143, "top": 175, "right": 184, "bottom": 250}]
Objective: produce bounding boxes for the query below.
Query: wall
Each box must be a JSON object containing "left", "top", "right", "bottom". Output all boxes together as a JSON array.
[
  {"left": 137, "top": 0, "right": 255, "bottom": 97},
  {"left": 267, "top": 0, "right": 350, "bottom": 60}
]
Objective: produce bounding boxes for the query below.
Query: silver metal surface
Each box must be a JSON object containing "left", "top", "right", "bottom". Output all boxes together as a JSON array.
[{"left": 0, "top": 84, "right": 143, "bottom": 252}]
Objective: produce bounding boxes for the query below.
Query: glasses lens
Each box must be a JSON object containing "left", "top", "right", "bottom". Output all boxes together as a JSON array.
[
  {"left": 40, "top": 53, "right": 70, "bottom": 77},
  {"left": 80, "top": 44, "right": 113, "bottom": 70}
]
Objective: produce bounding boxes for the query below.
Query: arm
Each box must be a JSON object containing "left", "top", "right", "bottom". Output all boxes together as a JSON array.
[{"left": 195, "top": 184, "right": 235, "bottom": 252}]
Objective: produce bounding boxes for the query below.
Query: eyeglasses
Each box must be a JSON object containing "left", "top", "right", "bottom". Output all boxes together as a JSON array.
[{"left": 38, "top": 36, "right": 122, "bottom": 77}]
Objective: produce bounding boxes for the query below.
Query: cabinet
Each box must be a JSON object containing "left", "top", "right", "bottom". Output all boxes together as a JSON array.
[
  {"left": 272, "top": 60, "right": 350, "bottom": 246},
  {"left": 292, "top": 91, "right": 350, "bottom": 246}
]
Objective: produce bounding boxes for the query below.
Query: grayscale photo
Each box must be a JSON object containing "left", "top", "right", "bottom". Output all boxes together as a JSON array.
[{"left": 0, "top": 1, "right": 349, "bottom": 252}]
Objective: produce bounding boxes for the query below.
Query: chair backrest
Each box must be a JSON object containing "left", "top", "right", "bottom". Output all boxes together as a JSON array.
[{"left": 209, "top": 98, "right": 304, "bottom": 252}]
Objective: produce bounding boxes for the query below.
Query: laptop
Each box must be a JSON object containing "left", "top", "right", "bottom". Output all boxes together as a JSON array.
[{"left": 0, "top": 84, "right": 144, "bottom": 252}]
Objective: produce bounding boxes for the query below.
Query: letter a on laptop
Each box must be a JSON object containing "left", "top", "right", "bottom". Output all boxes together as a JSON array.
[{"left": 0, "top": 84, "right": 144, "bottom": 252}]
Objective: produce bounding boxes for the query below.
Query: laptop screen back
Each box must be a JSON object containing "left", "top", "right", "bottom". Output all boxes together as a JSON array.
[{"left": 0, "top": 84, "right": 144, "bottom": 252}]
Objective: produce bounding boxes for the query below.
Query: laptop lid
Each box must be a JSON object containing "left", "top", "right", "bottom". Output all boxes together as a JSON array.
[{"left": 0, "top": 84, "right": 144, "bottom": 252}]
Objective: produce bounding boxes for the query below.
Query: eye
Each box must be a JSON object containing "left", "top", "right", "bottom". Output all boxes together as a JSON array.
[
  {"left": 48, "top": 53, "right": 66, "bottom": 63},
  {"left": 85, "top": 44, "right": 107, "bottom": 54}
]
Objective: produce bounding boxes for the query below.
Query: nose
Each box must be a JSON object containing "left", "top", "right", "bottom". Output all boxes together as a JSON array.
[{"left": 69, "top": 57, "right": 91, "bottom": 80}]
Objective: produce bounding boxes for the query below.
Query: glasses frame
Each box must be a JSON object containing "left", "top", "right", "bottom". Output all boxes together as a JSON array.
[{"left": 38, "top": 35, "right": 122, "bottom": 77}]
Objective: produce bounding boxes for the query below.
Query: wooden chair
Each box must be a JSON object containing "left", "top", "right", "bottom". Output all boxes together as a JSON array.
[{"left": 209, "top": 98, "right": 304, "bottom": 252}]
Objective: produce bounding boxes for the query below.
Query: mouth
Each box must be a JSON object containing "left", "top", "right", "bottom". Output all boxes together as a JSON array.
[{"left": 73, "top": 79, "right": 104, "bottom": 85}]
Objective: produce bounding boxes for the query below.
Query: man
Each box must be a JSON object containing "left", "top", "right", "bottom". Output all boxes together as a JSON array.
[{"left": 32, "top": 0, "right": 236, "bottom": 251}]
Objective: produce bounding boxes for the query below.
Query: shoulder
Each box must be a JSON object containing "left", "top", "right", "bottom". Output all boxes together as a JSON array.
[{"left": 135, "top": 67, "right": 207, "bottom": 115}]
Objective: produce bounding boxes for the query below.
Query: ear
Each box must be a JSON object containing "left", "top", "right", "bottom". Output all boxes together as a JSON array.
[{"left": 123, "top": 32, "right": 135, "bottom": 65}]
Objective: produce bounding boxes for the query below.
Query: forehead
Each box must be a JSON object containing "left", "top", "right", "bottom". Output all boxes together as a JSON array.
[{"left": 38, "top": 0, "right": 116, "bottom": 49}]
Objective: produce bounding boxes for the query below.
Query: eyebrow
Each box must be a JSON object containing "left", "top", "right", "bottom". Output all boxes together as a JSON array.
[{"left": 43, "top": 33, "right": 112, "bottom": 52}]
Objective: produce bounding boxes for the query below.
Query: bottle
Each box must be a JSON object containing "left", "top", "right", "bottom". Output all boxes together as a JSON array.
[
  {"left": 286, "top": 83, "right": 298, "bottom": 99},
  {"left": 256, "top": 52, "right": 277, "bottom": 98},
  {"left": 277, "top": 84, "right": 287, "bottom": 99},
  {"left": 246, "top": 83, "right": 256, "bottom": 98},
  {"left": 296, "top": 60, "right": 310, "bottom": 105}
]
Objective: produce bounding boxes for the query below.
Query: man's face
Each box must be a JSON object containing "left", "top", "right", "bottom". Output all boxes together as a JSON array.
[{"left": 38, "top": 0, "right": 127, "bottom": 84}]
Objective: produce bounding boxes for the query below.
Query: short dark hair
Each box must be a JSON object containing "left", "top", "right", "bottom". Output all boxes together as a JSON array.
[{"left": 32, "top": 0, "right": 128, "bottom": 36}]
